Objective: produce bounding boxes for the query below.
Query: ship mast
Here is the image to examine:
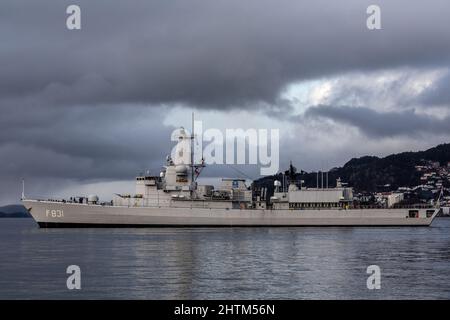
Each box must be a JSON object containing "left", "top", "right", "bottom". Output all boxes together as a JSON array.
[
  {"left": 189, "top": 112, "right": 206, "bottom": 187},
  {"left": 191, "top": 112, "right": 195, "bottom": 187},
  {"left": 21, "top": 178, "right": 25, "bottom": 200}
]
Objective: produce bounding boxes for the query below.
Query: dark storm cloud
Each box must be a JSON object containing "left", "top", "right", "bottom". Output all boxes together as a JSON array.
[
  {"left": 0, "top": 103, "right": 176, "bottom": 204},
  {"left": 419, "top": 70, "right": 450, "bottom": 106},
  {"left": 1, "top": 0, "right": 450, "bottom": 204},
  {"left": 305, "top": 105, "right": 450, "bottom": 137},
  {"left": 1, "top": 0, "right": 450, "bottom": 108},
  {"left": 0, "top": 104, "right": 175, "bottom": 181}
]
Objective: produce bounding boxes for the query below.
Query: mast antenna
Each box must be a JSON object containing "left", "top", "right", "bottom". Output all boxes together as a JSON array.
[
  {"left": 321, "top": 169, "right": 324, "bottom": 189},
  {"left": 21, "top": 178, "right": 25, "bottom": 200},
  {"left": 316, "top": 171, "right": 318, "bottom": 189},
  {"left": 191, "top": 112, "right": 195, "bottom": 187}
]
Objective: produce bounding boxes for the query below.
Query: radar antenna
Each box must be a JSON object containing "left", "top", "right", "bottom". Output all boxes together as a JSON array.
[{"left": 284, "top": 161, "right": 297, "bottom": 184}]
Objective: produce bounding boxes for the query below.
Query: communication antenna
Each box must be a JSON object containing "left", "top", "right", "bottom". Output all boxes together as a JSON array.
[
  {"left": 21, "top": 178, "right": 25, "bottom": 200},
  {"left": 437, "top": 186, "right": 444, "bottom": 208},
  {"left": 316, "top": 171, "right": 319, "bottom": 189},
  {"left": 191, "top": 112, "right": 195, "bottom": 187},
  {"left": 321, "top": 169, "right": 324, "bottom": 189}
]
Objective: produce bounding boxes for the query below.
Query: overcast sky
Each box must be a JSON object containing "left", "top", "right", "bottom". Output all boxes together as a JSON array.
[{"left": 1, "top": 0, "right": 450, "bottom": 204}]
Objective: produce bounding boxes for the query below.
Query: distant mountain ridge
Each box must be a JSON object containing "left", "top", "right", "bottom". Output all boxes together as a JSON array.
[
  {"left": 0, "top": 205, "right": 30, "bottom": 218},
  {"left": 254, "top": 143, "right": 450, "bottom": 193}
]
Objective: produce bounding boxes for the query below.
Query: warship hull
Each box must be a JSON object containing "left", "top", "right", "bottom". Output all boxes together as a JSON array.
[{"left": 23, "top": 200, "right": 439, "bottom": 227}]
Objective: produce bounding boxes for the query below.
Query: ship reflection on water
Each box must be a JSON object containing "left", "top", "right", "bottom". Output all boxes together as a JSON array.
[{"left": 0, "top": 218, "right": 449, "bottom": 299}]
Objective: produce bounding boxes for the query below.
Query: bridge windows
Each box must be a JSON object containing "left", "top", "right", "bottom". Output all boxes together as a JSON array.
[{"left": 408, "top": 210, "right": 419, "bottom": 218}]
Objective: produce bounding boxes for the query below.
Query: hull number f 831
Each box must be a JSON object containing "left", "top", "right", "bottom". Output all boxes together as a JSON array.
[{"left": 46, "top": 209, "right": 64, "bottom": 218}]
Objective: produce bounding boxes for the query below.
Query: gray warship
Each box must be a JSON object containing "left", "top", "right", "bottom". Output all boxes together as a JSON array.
[{"left": 22, "top": 127, "right": 440, "bottom": 227}]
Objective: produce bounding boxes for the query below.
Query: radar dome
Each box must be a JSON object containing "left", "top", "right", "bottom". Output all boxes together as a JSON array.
[
  {"left": 175, "top": 165, "right": 188, "bottom": 175},
  {"left": 88, "top": 195, "right": 99, "bottom": 204}
]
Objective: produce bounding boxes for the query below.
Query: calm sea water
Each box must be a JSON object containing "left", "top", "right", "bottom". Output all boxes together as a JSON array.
[{"left": 0, "top": 218, "right": 449, "bottom": 299}]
